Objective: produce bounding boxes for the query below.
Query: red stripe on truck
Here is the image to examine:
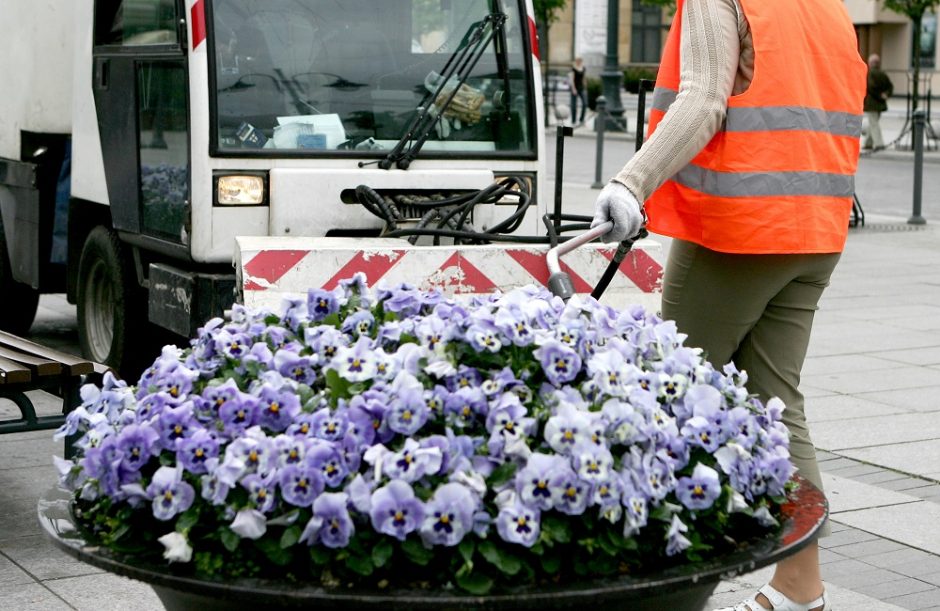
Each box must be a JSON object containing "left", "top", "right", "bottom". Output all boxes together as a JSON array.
[
  {"left": 191, "top": 0, "right": 206, "bottom": 50},
  {"left": 243, "top": 250, "right": 309, "bottom": 290},
  {"left": 322, "top": 251, "right": 406, "bottom": 291},
  {"left": 529, "top": 17, "right": 540, "bottom": 60},
  {"left": 433, "top": 253, "right": 497, "bottom": 294},
  {"left": 505, "top": 249, "right": 593, "bottom": 294},
  {"left": 599, "top": 249, "right": 663, "bottom": 293}
]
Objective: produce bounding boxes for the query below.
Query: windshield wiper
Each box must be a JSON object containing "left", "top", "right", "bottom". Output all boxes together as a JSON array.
[{"left": 377, "top": 8, "right": 507, "bottom": 170}]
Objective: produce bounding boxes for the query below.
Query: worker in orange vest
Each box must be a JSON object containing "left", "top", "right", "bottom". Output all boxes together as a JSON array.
[{"left": 592, "top": 0, "right": 866, "bottom": 609}]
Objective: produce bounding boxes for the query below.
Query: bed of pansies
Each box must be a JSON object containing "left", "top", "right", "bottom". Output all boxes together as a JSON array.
[{"left": 54, "top": 275, "right": 793, "bottom": 594}]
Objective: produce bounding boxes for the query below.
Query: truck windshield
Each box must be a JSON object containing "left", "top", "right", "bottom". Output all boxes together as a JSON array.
[{"left": 210, "top": 0, "right": 534, "bottom": 157}]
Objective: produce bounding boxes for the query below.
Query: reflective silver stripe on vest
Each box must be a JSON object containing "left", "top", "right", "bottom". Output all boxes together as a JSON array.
[
  {"left": 673, "top": 165, "right": 855, "bottom": 198},
  {"left": 650, "top": 87, "right": 862, "bottom": 137},
  {"left": 651, "top": 87, "right": 677, "bottom": 113}
]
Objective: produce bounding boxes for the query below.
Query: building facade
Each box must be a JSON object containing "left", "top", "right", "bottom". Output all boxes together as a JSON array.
[{"left": 547, "top": 0, "right": 938, "bottom": 104}]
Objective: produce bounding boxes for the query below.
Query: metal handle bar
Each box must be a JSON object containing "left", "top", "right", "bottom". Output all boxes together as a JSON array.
[
  {"left": 546, "top": 221, "right": 611, "bottom": 276},
  {"left": 545, "top": 221, "right": 612, "bottom": 301}
]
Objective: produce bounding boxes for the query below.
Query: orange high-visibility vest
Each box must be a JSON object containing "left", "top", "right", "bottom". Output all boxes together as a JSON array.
[{"left": 644, "top": 0, "right": 867, "bottom": 254}]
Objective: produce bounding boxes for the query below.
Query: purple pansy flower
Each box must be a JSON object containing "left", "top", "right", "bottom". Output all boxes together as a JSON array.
[
  {"left": 176, "top": 429, "right": 220, "bottom": 475},
  {"left": 676, "top": 463, "right": 721, "bottom": 511},
  {"left": 516, "top": 453, "right": 569, "bottom": 510},
  {"left": 278, "top": 463, "right": 325, "bottom": 507},
  {"left": 307, "top": 288, "right": 340, "bottom": 322},
  {"left": 146, "top": 465, "right": 195, "bottom": 521},
  {"left": 419, "top": 483, "right": 475, "bottom": 547},
  {"left": 305, "top": 441, "right": 349, "bottom": 488},
  {"left": 116, "top": 423, "right": 160, "bottom": 473},
  {"left": 496, "top": 499, "right": 540, "bottom": 547},
  {"left": 255, "top": 384, "right": 300, "bottom": 432},
  {"left": 301, "top": 492, "right": 355, "bottom": 548},
  {"left": 369, "top": 480, "right": 425, "bottom": 541},
  {"left": 534, "top": 339, "right": 582, "bottom": 386},
  {"left": 242, "top": 473, "right": 278, "bottom": 513}
]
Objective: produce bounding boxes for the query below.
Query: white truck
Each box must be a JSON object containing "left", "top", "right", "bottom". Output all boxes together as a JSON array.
[{"left": 0, "top": 0, "right": 550, "bottom": 373}]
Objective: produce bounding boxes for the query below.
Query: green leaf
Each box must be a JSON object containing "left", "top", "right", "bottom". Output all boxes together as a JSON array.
[
  {"left": 322, "top": 313, "right": 341, "bottom": 327},
  {"left": 176, "top": 507, "right": 200, "bottom": 533},
  {"left": 254, "top": 537, "right": 292, "bottom": 566},
  {"left": 486, "top": 462, "right": 518, "bottom": 488},
  {"left": 541, "top": 515, "right": 571, "bottom": 544},
  {"left": 325, "top": 369, "right": 353, "bottom": 400},
  {"left": 401, "top": 538, "right": 435, "bottom": 566},
  {"left": 371, "top": 538, "right": 394, "bottom": 568},
  {"left": 455, "top": 570, "right": 494, "bottom": 595},
  {"left": 478, "top": 541, "right": 522, "bottom": 576},
  {"left": 650, "top": 505, "right": 675, "bottom": 523},
  {"left": 596, "top": 533, "right": 619, "bottom": 556},
  {"left": 220, "top": 529, "right": 240, "bottom": 552},
  {"left": 280, "top": 525, "right": 302, "bottom": 549},
  {"left": 310, "top": 545, "right": 331, "bottom": 565},
  {"left": 458, "top": 539, "right": 476, "bottom": 564},
  {"left": 345, "top": 554, "right": 375, "bottom": 576},
  {"left": 540, "top": 553, "right": 562, "bottom": 574}
]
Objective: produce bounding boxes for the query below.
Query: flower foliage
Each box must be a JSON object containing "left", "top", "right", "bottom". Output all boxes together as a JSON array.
[{"left": 56, "top": 276, "right": 793, "bottom": 593}]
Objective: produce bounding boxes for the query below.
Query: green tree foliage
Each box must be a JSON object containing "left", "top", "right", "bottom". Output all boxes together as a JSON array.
[
  {"left": 533, "top": 0, "right": 569, "bottom": 125},
  {"left": 882, "top": 0, "right": 939, "bottom": 110},
  {"left": 533, "top": 0, "right": 568, "bottom": 24}
]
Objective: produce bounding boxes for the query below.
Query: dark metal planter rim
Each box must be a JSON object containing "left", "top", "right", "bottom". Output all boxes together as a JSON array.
[{"left": 38, "top": 474, "right": 827, "bottom": 608}]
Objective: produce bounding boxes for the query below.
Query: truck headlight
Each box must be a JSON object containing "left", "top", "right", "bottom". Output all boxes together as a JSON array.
[{"left": 216, "top": 174, "right": 266, "bottom": 205}]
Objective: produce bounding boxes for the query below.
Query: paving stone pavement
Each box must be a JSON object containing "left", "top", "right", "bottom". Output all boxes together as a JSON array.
[{"left": 2, "top": 123, "right": 939, "bottom": 609}]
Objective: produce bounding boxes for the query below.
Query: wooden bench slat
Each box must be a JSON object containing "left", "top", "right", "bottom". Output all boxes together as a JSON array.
[
  {"left": 92, "top": 361, "right": 117, "bottom": 378},
  {"left": 0, "top": 331, "right": 94, "bottom": 376},
  {"left": 0, "top": 346, "right": 63, "bottom": 377},
  {"left": 0, "top": 356, "right": 32, "bottom": 384}
]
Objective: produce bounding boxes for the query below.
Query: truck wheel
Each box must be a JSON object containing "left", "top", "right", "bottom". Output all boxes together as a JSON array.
[
  {"left": 0, "top": 216, "right": 40, "bottom": 335},
  {"left": 77, "top": 226, "right": 144, "bottom": 373}
]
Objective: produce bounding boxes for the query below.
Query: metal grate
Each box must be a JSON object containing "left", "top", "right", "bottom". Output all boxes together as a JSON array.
[{"left": 851, "top": 222, "right": 930, "bottom": 233}]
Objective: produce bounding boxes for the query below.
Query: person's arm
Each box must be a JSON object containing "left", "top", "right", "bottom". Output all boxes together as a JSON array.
[{"left": 612, "top": 0, "right": 742, "bottom": 203}]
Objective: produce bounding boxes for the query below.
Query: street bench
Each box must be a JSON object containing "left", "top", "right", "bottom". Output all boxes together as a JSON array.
[{"left": 0, "top": 331, "right": 111, "bottom": 453}]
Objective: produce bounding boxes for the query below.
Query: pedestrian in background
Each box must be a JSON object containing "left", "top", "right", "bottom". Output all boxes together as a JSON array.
[
  {"left": 568, "top": 57, "right": 587, "bottom": 126},
  {"left": 591, "top": 0, "right": 866, "bottom": 609},
  {"left": 864, "top": 53, "right": 893, "bottom": 151}
]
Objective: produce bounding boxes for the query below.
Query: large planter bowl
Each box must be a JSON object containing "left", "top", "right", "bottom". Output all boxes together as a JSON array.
[{"left": 39, "top": 474, "right": 827, "bottom": 611}]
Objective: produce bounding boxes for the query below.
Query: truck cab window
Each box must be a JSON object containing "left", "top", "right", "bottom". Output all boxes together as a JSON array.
[
  {"left": 95, "top": 0, "right": 179, "bottom": 46},
  {"left": 210, "top": 0, "right": 534, "bottom": 157}
]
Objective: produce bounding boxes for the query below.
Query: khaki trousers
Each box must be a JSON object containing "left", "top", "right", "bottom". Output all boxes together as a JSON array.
[
  {"left": 661, "top": 240, "right": 840, "bottom": 537},
  {"left": 865, "top": 110, "right": 884, "bottom": 149}
]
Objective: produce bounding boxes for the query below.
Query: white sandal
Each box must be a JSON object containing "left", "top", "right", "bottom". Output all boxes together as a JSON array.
[{"left": 716, "top": 584, "right": 831, "bottom": 611}]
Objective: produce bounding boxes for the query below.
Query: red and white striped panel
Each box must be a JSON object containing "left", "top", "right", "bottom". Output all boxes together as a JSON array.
[{"left": 235, "top": 237, "right": 664, "bottom": 313}]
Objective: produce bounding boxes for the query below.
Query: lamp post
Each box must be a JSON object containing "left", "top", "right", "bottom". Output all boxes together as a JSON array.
[{"left": 601, "top": 0, "right": 625, "bottom": 130}]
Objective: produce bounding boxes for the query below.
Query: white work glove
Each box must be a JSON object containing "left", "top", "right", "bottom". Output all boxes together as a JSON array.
[{"left": 591, "top": 181, "right": 645, "bottom": 243}]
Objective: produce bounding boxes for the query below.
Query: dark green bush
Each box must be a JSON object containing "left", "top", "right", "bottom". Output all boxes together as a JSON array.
[
  {"left": 623, "top": 66, "right": 658, "bottom": 93},
  {"left": 586, "top": 77, "right": 603, "bottom": 110}
]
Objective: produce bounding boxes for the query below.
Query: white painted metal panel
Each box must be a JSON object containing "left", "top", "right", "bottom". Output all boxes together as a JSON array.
[
  {"left": 70, "top": 0, "right": 109, "bottom": 204},
  {"left": 0, "top": 0, "right": 75, "bottom": 158},
  {"left": 267, "top": 167, "right": 496, "bottom": 237},
  {"left": 235, "top": 236, "right": 664, "bottom": 314}
]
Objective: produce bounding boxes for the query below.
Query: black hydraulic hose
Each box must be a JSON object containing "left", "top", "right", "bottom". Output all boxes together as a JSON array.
[
  {"left": 383, "top": 227, "right": 554, "bottom": 243},
  {"left": 354, "top": 175, "right": 533, "bottom": 245},
  {"left": 590, "top": 229, "right": 649, "bottom": 300},
  {"left": 355, "top": 185, "right": 404, "bottom": 230}
]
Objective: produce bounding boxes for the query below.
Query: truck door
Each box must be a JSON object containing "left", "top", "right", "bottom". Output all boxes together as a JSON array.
[{"left": 93, "top": 0, "right": 190, "bottom": 244}]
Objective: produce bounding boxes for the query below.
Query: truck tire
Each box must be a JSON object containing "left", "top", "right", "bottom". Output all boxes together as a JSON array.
[
  {"left": 0, "top": 216, "right": 40, "bottom": 335},
  {"left": 77, "top": 226, "right": 145, "bottom": 374}
]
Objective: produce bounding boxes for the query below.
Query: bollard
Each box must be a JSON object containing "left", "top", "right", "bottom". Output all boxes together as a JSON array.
[
  {"left": 553, "top": 125, "right": 573, "bottom": 232},
  {"left": 636, "top": 79, "right": 654, "bottom": 153},
  {"left": 908, "top": 110, "right": 927, "bottom": 225},
  {"left": 592, "top": 96, "right": 607, "bottom": 189}
]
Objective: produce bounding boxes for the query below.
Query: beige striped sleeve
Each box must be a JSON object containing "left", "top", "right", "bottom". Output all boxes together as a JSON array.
[{"left": 612, "top": 0, "right": 743, "bottom": 204}]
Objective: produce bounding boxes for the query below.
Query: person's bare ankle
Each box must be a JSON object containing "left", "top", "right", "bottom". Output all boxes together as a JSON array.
[{"left": 763, "top": 579, "right": 826, "bottom": 610}]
